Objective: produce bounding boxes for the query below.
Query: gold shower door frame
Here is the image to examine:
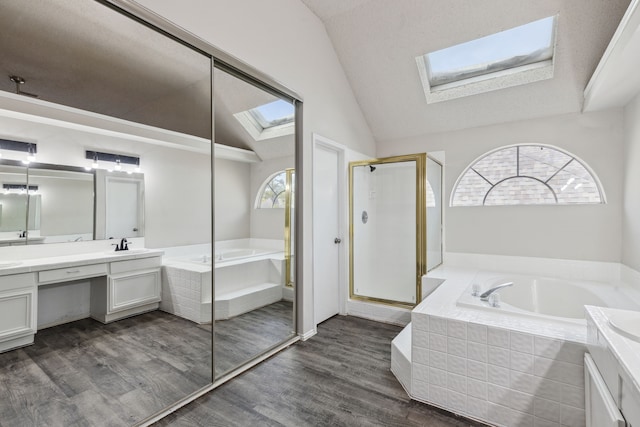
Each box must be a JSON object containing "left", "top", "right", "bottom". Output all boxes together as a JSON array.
[
  {"left": 348, "top": 153, "right": 427, "bottom": 308},
  {"left": 284, "top": 168, "right": 295, "bottom": 288}
]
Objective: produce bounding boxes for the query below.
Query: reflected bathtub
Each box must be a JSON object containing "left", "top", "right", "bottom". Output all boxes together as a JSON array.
[
  {"left": 162, "top": 246, "right": 285, "bottom": 323},
  {"left": 182, "top": 248, "right": 281, "bottom": 266}
]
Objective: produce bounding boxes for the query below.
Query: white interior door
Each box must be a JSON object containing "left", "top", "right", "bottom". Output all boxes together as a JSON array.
[{"left": 313, "top": 139, "right": 342, "bottom": 325}]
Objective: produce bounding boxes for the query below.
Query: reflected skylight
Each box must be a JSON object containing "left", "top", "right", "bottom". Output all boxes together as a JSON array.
[
  {"left": 425, "top": 16, "right": 556, "bottom": 88},
  {"left": 249, "top": 99, "right": 294, "bottom": 129}
]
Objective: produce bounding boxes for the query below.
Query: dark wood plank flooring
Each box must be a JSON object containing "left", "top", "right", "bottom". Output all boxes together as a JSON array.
[
  {"left": 0, "top": 311, "right": 212, "bottom": 426},
  {"left": 215, "top": 300, "right": 294, "bottom": 376},
  {"left": 156, "top": 315, "right": 476, "bottom": 427},
  {"left": 0, "top": 300, "right": 295, "bottom": 426}
]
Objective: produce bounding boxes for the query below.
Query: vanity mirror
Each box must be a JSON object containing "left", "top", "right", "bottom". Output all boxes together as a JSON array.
[
  {"left": 0, "top": 162, "right": 29, "bottom": 245},
  {"left": 26, "top": 162, "right": 95, "bottom": 244}
]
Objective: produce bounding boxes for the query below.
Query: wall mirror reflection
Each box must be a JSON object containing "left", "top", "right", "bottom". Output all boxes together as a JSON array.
[
  {"left": 212, "top": 66, "right": 296, "bottom": 378},
  {"left": 0, "top": 0, "right": 213, "bottom": 424},
  {"left": 0, "top": 162, "right": 29, "bottom": 245}
]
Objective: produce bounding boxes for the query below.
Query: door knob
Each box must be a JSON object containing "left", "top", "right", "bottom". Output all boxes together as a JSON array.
[{"left": 334, "top": 238, "right": 342, "bottom": 244}]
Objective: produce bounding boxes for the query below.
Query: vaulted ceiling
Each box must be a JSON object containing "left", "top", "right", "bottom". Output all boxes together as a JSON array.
[{"left": 301, "top": 0, "right": 631, "bottom": 142}]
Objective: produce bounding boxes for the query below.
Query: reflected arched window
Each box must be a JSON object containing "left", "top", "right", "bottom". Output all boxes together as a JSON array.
[
  {"left": 256, "top": 171, "right": 286, "bottom": 208},
  {"left": 451, "top": 145, "right": 604, "bottom": 206},
  {"left": 427, "top": 181, "right": 436, "bottom": 208}
]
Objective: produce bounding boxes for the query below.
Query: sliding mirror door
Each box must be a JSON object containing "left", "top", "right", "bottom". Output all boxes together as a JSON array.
[
  {"left": 212, "top": 66, "right": 296, "bottom": 378},
  {"left": 0, "top": 0, "right": 213, "bottom": 424}
]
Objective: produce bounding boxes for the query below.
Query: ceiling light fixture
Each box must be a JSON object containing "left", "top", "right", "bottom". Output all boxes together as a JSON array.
[
  {"left": 26, "top": 144, "right": 36, "bottom": 163},
  {"left": 85, "top": 150, "right": 140, "bottom": 173},
  {"left": 0, "top": 138, "right": 37, "bottom": 162}
]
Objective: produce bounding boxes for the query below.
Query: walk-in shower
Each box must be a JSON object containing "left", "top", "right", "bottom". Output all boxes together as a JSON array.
[{"left": 349, "top": 153, "right": 442, "bottom": 308}]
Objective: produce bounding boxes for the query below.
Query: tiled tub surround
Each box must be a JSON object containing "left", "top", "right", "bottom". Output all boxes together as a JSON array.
[
  {"left": 161, "top": 239, "right": 286, "bottom": 323},
  {"left": 392, "top": 255, "right": 640, "bottom": 427}
]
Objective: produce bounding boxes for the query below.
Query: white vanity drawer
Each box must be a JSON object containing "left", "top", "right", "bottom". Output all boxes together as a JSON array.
[
  {"left": 38, "top": 263, "right": 107, "bottom": 284},
  {"left": 0, "top": 273, "right": 36, "bottom": 292},
  {"left": 109, "top": 256, "right": 161, "bottom": 274}
]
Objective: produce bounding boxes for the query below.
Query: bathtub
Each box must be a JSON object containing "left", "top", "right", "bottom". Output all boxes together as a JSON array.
[
  {"left": 456, "top": 272, "right": 639, "bottom": 324},
  {"left": 396, "top": 261, "right": 640, "bottom": 427},
  {"left": 161, "top": 241, "right": 286, "bottom": 323}
]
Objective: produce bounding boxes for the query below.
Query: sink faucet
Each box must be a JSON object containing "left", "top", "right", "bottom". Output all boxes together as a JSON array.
[
  {"left": 479, "top": 282, "right": 514, "bottom": 301},
  {"left": 18, "top": 230, "right": 27, "bottom": 238},
  {"left": 112, "top": 238, "right": 130, "bottom": 251}
]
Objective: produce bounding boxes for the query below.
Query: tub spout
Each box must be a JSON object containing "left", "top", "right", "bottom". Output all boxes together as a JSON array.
[{"left": 480, "top": 282, "right": 513, "bottom": 301}]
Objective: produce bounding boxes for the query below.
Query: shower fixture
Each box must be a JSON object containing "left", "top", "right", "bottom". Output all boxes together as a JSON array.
[
  {"left": 369, "top": 165, "right": 376, "bottom": 172},
  {"left": 9, "top": 75, "right": 39, "bottom": 98}
]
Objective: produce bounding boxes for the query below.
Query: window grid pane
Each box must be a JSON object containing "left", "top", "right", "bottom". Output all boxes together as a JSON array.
[
  {"left": 258, "top": 172, "right": 287, "bottom": 208},
  {"left": 451, "top": 145, "right": 603, "bottom": 207},
  {"left": 485, "top": 177, "right": 555, "bottom": 205}
]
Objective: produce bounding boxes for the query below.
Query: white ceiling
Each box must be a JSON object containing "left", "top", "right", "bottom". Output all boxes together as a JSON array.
[{"left": 301, "top": 0, "right": 631, "bottom": 142}]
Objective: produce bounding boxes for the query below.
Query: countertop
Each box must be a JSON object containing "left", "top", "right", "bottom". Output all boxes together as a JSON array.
[
  {"left": 0, "top": 249, "right": 164, "bottom": 277},
  {"left": 585, "top": 305, "right": 640, "bottom": 394}
]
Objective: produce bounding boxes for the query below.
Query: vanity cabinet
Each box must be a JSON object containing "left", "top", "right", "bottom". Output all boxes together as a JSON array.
[
  {"left": 584, "top": 353, "right": 625, "bottom": 427},
  {"left": 0, "top": 251, "right": 163, "bottom": 353},
  {"left": 91, "top": 256, "right": 162, "bottom": 323},
  {"left": 586, "top": 307, "right": 640, "bottom": 427},
  {"left": 0, "top": 273, "right": 37, "bottom": 352}
]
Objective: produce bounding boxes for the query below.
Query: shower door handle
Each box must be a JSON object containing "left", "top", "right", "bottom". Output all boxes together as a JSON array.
[{"left": 334, "top": 238, "right": 342, "bottom": 244}]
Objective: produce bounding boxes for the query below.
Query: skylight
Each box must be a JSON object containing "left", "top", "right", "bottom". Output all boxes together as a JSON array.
[
  {"left": 249, "top": 99, "right": 295, "bottom": 129},
  {"left": 234, "top": 99, "right": 295, "bottom": 141},
  {"left": 416, "top": 16, "right": 557, "bottom": 103}
]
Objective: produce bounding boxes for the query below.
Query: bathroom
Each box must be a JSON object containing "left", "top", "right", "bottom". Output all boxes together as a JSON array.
[{"left": 1, "top": 0, "right": 640, "bottom": 426}]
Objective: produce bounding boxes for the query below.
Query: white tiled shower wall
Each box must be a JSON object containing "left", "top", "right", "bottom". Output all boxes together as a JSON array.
[{"left": 411, "top": 313, "right": 587, "bottom": 427}]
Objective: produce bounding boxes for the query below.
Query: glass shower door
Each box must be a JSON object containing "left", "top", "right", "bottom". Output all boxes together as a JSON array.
[{"left": 349, "top": 153, "right": 427, "bottom": 307}]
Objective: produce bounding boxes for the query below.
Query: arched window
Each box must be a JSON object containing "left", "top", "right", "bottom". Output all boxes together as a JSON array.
[
  {"left": 451, "top": 145, "right": 604, "bottom": 206},
  {"left": 256, "top": 171, "right": 287, "bottom": 208}
]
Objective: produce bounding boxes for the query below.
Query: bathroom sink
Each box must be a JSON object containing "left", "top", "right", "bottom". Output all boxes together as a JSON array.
[
  {"left": 608, "top": 310, "right": 640, "bottom": 344},
  {"left": 0, "top": 261, "right": 22, "bottom": 269}
]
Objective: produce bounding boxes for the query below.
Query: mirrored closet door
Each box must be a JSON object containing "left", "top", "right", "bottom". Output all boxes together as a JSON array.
[
  {"left": 0, "top": 0, "right": 302, "bottom": 424},
  {"left": 212, "top": 66, "right": 296, "bottom": 378},
  {"left": 0, "top": 0, "right": 213, "bottom": 424}
]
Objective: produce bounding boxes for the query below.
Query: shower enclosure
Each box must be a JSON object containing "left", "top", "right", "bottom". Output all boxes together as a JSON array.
[{"left": 349, "top": 153, "right": 442, "bottom": 307}]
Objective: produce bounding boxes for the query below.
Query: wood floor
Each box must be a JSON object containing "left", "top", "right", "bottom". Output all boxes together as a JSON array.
[
  {"left": 0, "top": 311, "right": 212, "bottom": 426},
  {"left": 215, "top": 300, "right": 294, "bottom": 376},
  {"left": 156, "top": 315, "right": 478, "bottom": 427},
  {"left": 0, "top": 300, "right": 295, "bottom": 426}
]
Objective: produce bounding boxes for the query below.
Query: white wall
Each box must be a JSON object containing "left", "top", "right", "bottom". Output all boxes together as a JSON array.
[
  {"left": 215, "top": 157, "right": 251, "bottom": 241},
  {"left": 131, "top": 0, "right": 377, "bottom": 335},
  {"left": 623, "top": 94, "right": 640, "bottom": 271},
  {"left": 378, "top": 109, "right": 625, "bottom": 262}
]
